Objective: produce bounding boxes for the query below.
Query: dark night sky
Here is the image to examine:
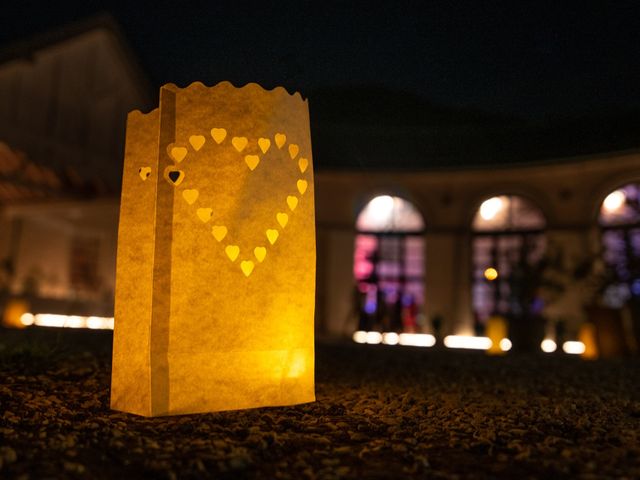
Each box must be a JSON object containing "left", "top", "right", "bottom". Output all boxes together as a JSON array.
[{"left": 2, "top": 0, "right": 640, "bottom": 120}]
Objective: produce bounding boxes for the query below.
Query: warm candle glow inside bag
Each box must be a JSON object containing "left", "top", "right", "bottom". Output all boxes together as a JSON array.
[{"left": 111, "top": 82, "right": 316, "bottom": 416}]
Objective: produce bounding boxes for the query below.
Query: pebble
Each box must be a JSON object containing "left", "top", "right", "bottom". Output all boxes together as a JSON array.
[
  {"left": 1, "top": 447, "right": 17, "bottom": 464},
  {"left": 0, "top": 339, "right": 639, "bottom": 478}
]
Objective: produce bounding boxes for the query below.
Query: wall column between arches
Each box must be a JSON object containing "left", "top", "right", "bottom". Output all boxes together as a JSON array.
[
  {"left": 322, "top": 228, "right": 356, "bottom": 336},
  {"left": 424, "top": 232, "right": 455, "bottom": 334},
  {"left": 451, "top": 231, "right": 474, "bottom": 335}
]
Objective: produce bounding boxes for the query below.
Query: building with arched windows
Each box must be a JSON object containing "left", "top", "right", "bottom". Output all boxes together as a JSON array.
[
  {"left": 315, "top": 150, "right": 640, "bottom": 350},
  {"left": 1, "top": 18, "right": 639, "bottom": 353}
]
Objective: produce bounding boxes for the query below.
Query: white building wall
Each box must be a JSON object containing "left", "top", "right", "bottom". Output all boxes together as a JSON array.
[
  {"left": 322, "top": 228, "right": 356, "bottom": 336},
  {"left": 4, "top": 199, "right": 119, "bottom": 302},
  {"left": 13, "top": 218, "right": 71, "bottom": 297},
  {"left": 423, "top": 232, "right": 454, "bottom": 332}
]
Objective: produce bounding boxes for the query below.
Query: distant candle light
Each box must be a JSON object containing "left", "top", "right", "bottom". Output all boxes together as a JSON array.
[
  {"left": 352, "top": 330, "right": 367, "bottom": 344},
  {"left": 499, "top": 338, "right": 512, "bottom": 351},
  {"left": 562, "top": 341, "right": 586, "bottom": 355},
  {"left": 444, "top": 335, "right": 492, "bottom": 350},
  {"left": 398, "top": 333, "right": 436, "bottom": 347},
  {"left": 484, "top": 267, "right": 499, "bottom": 281},
  {"left": 541, "top": 339, "right": 557, "bottom": 353},
  {"left": 365, "top": 331, "right": 383, "bottom": 344},
  {"left": 382, "top": 332, "right": 400, "bottom": 345}
]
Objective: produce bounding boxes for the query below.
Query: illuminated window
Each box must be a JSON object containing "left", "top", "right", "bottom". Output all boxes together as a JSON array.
[
  {"left": 471, "top": 195, "right": 546, "bottom": 328},
  {"left": 598, "top": 183, "right": 640, "bottom": 307},
  {"left": 354, "top": 196, "right": 425, "bottom": 333}
]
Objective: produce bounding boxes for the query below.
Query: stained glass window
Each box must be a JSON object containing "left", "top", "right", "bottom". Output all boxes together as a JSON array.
[
  {"left": 598, "top": 183, "right": 640, "bottom": 308},
  {"left": 353, "top": 196, "right": 425, "bottom": 333},
  {"left": 471, "top": 196, "right": 546, "bottom": 328}
]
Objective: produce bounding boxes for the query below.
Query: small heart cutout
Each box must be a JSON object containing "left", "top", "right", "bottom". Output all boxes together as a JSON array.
[
  {"left": 258, "top": 138, "right": 271, "bottom": 154},
  {"left": 275, "top": 133, "right": 286, "bottom": 149},
  {"left": 287, "top": 195, "right": 299, "bottom": 211},
  {"left": 297, "top": 179, "right": 308, "bottom": 195},
  {"left": 211, "top": 128, "right": 227, "bottom": 144},
  {"left": 254, "top": 247, "right": 267, "bottom": 262},
  {"left": 266, "top": 229, "right": 279, "bottom": 245},
  {"left": 169, "top": 146, "right": 188, "bottom": 163},
  {"left": 164, "top": 166, "right": 185, "bottom": 186},
  {"left": 189, "top": 135, "right": 205, "bottom": 151},
  {"left": 245, "top": 155, "right": 260, "bottom": 171},
  {"left": 138, "top": 167, "right": 151, "bottom": 181},
  {"left": 197, "top": 208, "right": 213, "bottom": 223},
  {"left": 182, "top": 189, "right": 199, "bottom": 205},
  {"left": 298, "top": 158, "right": 309, "bottom": 173},
  {"left": 225, "top": 245, "right": 240, "bottom": 262},
  {"left": 232, "top": 137, "right": 248, "bottom": 152},
  {"left": 240, "top": 260, "right": 255, "bottom": 277},
  {"left": 211, "top": 225, "right": 228, "bottom": 242},
  {"left": 277, "top": 212, "right": 289, "bottom": 228},
  {"left": 288, "top": 144, "right": 299, "bottom": 159}
]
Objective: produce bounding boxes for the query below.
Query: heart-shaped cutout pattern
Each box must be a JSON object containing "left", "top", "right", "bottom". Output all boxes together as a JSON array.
[
  {"left": 258, "top": 138, "right": 271, "bottom": 154},
  {"left": 172, "top": 129, "right": 309, "bottom": 277},
  {"left": 266, "top": 229, "right": 279, "bottom": 245},
  {"left": 225, "top": 245, "right": 240, "bottom": 262},
  {"left": 211, "top": 128, "right": 227, "bottom": 144},
  {"left": 164, "top": 166, "right": 185, "bottom": 186},
  {"left": 245, "top": 155, "right": 260, "bottom": 171},
  {"left": 240, "top": 260, "right": 255, "bottom": 277},
  {"left": 275, "top": 133, "right": 286, "bottom": 149},
  {"left": 254, "top": 247, "right": 267, "bottom": 262},
  {"left": 287, "top": 195, "right": 299, "bottom": 211},
  {"left": 232, "top": 137, "right": 248, "bottom": 152},
  {"left": 277, "top": 212, "right": 289, "bottom": 228},
  {"left": 211, "top": 225, "right": 228, "bottom": 242},
  {"left": 197, "top": 208, "right": 213, "bottom": 223},
  {"left": 182, "top": 189, "right": 199, "bottom": 205},
  {"left": 138, "top": 167, "right": 151, "bottom": 181},
  {"left": 189, "top": 135, "right": 205, "bottom": 151},
  {"left": 169, "top": 146, "right": 188, "bottom": 163}
]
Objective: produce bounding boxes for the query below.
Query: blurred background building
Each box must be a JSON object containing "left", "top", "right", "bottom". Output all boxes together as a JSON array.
[
  {"left": 0, "top": 17, "right": 151, "bottom": 322},
  {"left": 1, "top": 17, "right": 639, "bottom": 354}
]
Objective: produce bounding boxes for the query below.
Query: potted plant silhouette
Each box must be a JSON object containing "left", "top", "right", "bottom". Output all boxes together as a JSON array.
[{"left": 504, "top": 239, "right": 566, "bottom": 353}]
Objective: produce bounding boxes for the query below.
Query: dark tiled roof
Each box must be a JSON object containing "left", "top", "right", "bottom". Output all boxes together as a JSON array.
[{"left": 0, "top": 142, "right": 102, "bottom": 203}]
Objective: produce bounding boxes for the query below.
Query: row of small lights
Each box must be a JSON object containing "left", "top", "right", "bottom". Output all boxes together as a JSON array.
[
  {"left": 353, "top": 331, "right": 510, "bottom": 351},
  {"left": 20, "top": 313, "right": 114, "bottom": 330},
  {"left": 17, "top": 313, "right": 587, "bottom": 355},
  {"left": 353, "top": 331, "right": 586, "bottom": 354}
]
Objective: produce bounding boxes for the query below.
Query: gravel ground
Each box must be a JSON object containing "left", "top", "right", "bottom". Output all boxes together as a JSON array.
[{"left": 1, "top": 328, "right": 640, "bottom": 479}]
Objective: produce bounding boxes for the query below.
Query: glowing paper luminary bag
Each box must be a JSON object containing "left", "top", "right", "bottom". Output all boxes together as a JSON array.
[{"left": 111, "top": 82, "right": 315, "bottom": 416}]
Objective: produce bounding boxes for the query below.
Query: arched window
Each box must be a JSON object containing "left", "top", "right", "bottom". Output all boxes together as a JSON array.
[
  {"left": 471, "top": 195, "right": 546, "bottom": 330},
  {"left": 598, "top": 183, "right": 640, "bottom": 307},
  {"left": 354, "top": 195, "right": 425, "bottom": 333}
]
